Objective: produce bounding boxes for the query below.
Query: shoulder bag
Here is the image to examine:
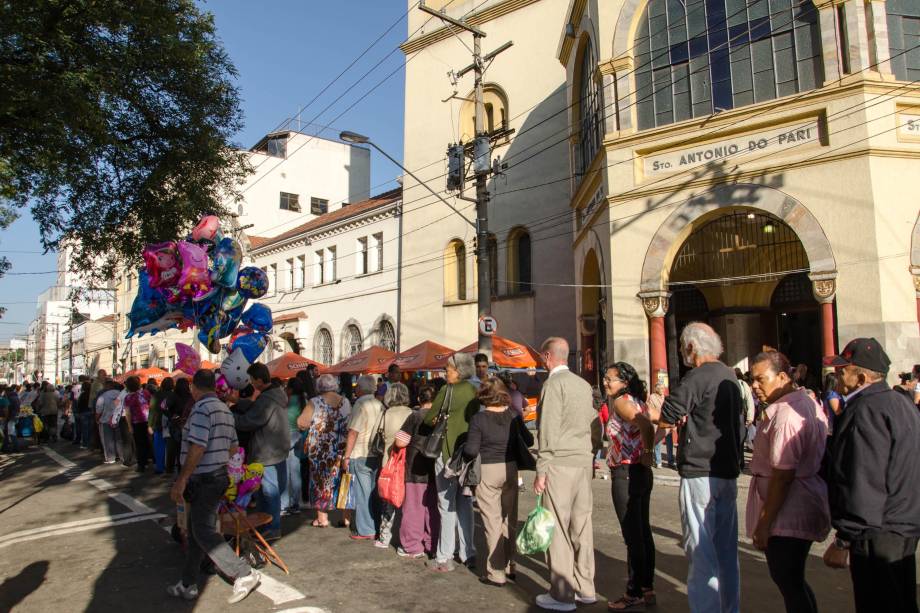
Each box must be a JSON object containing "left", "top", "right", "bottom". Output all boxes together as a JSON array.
[
  {"left": 368, "top": 402, "right": 388, "bottom": 457},
  {"left": 420, "top": 385, "right": 453, "bottom": 459}
]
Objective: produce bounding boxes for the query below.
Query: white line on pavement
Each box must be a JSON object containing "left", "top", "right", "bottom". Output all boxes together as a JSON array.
[
  {"left": 0, "top": 510, "right": 146, "bottom": 543},
  {"left": 0, "top": 513, "right": 166, "bottom": 549}
]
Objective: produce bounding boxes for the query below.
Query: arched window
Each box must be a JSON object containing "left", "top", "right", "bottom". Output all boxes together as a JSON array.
[
  {"left": 634, "top": 0, "right": 823, "bottom": 130},
  {"left": 577, "top": 39, "right": 601, "bottom": 176},
  {"left": 444, "top": 239, "right": 467, "bottom": 301},
  {"left": 508, "top": 228, "right": 532, "bottom": 294},
  {"left": 460, "top": 85, "right": 509, "bottom": 142},
  {"left": 315, "top": 328, "right": 334, "bottom": 365},
  {"left": 378, "top": 320, "right": 396, "bottom": 352},
  {"left": 887, "top": 0, "right": 920, "bottom": 81},
  {"left": 343, "top": 324, "right": 363, "bottom": 357}
]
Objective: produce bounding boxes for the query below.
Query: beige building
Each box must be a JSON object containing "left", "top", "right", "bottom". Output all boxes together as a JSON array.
[
  {"left": 399, "top": 0, "right": 578, "bottom": 355},
  {"left": 557, "top": 0, "right": 920, "bottom": 385}
]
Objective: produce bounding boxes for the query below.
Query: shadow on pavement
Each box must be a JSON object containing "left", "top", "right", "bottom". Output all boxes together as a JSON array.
[{"left": 0, "top": 560, "right": 49, "bottom": 611}]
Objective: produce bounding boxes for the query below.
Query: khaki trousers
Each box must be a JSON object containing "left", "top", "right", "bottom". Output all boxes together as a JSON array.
[
  {"left": 543, "top": 464, "right": 595, "bottom": 603},
  {"left": 476, "top": 462, "right": 519, "bottom": 583}
]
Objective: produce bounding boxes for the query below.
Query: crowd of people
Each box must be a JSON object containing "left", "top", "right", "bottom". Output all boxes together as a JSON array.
[{"left": 1, "top": 322, "right": 918, "bottom": 612}]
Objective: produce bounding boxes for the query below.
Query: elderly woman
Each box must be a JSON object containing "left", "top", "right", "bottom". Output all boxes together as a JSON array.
[
  {"left": 747, "top": 351, "right": 829, "bottom": 613},
  {"left": 465, "top": 377, "right": 534, "bottom": 587},
  {"left": 423, "top": 352, "right": 480, "bottom": 573},
  {"left": 394, "top": 385, "right": 439, "bottom": 558},
  {"left": 374, "top": 382, "right": 414, "bottom": 550},
  {"left": 297, "top": 374, "right": 352, "bottom": 527}
]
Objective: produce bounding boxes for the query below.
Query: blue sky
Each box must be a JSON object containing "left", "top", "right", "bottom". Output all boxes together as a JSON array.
[{"left": 0, "top": 0, "right": 410, "bottom": 342}]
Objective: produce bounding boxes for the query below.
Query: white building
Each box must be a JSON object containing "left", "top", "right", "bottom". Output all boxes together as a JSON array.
[
  {"left": 248, "top": 188, "right": 402, "bottom": 365},
  {"left": 232, "top": 129, "right": 372, "bottom": 236},
  {"left": 28, "top": 248, "right": 115, "bottom": 383}
]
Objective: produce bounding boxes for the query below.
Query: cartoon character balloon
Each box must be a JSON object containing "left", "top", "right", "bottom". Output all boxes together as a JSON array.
[
  {"left": 236, "top": 266, "right": 269, "bottom": 299},
  {"left": 211, "top": 237, "right": 243, "bottom": 288},
  {"left": 142, "top": 242, "right": 181, "bottom": 288},
  {"left": 191, "top": 215, "right": 221, "bottom": 243},
  {"left": 220, "top": 347, "right": 251, "bottom": 390},
  {"left": 176, "top": 241, "right": 213, "bottom": 302},
  {"left": 174, "top": 343, "right": 201, "bottom": 375},
  {"left": 126, "top": 270, "right": 167, "bottom": 337},
  {"left": 228, "top": 448, "right": 246, "bottom": 484},
  {"left": 230, "top": 331, "right": 269, "bottom": 363}
]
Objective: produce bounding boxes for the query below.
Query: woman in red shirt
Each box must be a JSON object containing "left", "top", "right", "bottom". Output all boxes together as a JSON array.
[{"left": 604, "top": 362, "right": 657, "bottom": 611}]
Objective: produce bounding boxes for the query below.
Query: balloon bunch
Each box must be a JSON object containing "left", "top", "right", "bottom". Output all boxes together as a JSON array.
[{"left": 126, "top": 215, "right": 273, "bottom": 382}]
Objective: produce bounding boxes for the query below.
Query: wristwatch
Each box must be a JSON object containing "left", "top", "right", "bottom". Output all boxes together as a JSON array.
[{"left": 833, "top": 537, "right": 850, "bottom": 550}]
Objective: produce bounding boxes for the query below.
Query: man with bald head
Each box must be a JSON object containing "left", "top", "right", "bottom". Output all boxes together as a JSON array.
[
  {"left": 532, "top": 337, "right": 599, "bottom": 611},
  {"left": 657, "top": 322, "right": 745, "bottom": 613}
]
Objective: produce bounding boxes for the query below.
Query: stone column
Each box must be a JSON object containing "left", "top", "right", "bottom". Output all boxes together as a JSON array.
[
  {"left": 843, "top": 0, "right": 872, "bottom": 72},
  {"left": 639, "top": 291, "right": 670, "bottom": 387},
  {"left": 810, "top": 274, "right": 838, "bottom": 360},
  {"left": 604, "top": 55, "right": 634, "bottom": 134},
  {"left": 865, "top": 0, "right": 894, "bottom": 76}
]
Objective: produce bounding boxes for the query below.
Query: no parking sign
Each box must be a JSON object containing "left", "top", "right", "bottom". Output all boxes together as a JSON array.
[{"left": 478, "top": 316, "right": 497, "bottom": 336}]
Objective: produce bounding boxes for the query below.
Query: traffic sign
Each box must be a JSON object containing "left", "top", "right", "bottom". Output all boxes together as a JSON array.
[{"left": 478, "top": 316, "right": 497, "bottom": 336}]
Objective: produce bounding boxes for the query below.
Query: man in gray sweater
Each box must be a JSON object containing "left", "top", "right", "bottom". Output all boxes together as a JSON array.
[
  {"left": 533, "top": 337, "right": 600, "bottom": 612},
  {"left": 235, "top": 362, "right": 290, "bottom": 540}
]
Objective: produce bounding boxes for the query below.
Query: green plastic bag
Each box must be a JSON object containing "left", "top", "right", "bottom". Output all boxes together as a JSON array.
[{"left": 516, "top": 494, "right": 556, "bottom": 555}]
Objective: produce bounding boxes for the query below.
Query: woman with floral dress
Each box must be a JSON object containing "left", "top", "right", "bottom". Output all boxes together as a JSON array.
[
  {"left": 604, "top": 362, "right": 657, "bottom": 611},
  {"left": 297, "top": 373, "right": 351, "bottom": 527}
]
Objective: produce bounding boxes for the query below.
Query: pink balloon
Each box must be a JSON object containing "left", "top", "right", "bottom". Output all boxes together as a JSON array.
[
  {"left": 175, "top": 342, "right": 201, "bottom": 375},
  {"left": 192, "top": 215, "right": 221, "bottom": 242},
  {"left": 142, "top": 242, "right": 181, "bottom": 288},
  {"left": 176, "top": 241, "right": 212, "bottom": 301}
]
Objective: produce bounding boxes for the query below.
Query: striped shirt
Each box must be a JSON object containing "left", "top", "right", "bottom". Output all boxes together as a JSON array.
[{"left": 180, "top": 394, "right": 238, "bottom": 475}]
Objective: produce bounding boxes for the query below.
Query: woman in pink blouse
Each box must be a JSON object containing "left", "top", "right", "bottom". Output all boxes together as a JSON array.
[{"left": 747, "top": 351, "right": 830, "bottom": 613}]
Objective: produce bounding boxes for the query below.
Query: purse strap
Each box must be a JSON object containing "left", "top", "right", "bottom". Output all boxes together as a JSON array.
[{"left": 434, "top": 385, "right": 453, "bottom": 424}]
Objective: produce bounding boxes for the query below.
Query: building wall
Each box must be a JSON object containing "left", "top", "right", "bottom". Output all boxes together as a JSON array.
[
  {"left": 251, "top": 203, "right": 400, "bottom": 365},
  {"left": 400, "top": 0, "right": 577, "bottom": 354},
  {"left": 234, "top": 133, "right": 371, "bottom": 237}
]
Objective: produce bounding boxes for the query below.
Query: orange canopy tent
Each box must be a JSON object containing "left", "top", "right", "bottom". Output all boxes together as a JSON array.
[
  {"left": 119, "top": 367, "right": 170, "bottom": 383},
  {"left": 390, "top": 340, "right": 455, "bottom": 371},
  {"left": 266, "top": 352, "right": 324, "bottom": 380},
  {"left": 457, "top": 335, "right": 544, "bottom": 369},
  {"left": 323, "top": 345, "right": 396, "bottom": 375}
]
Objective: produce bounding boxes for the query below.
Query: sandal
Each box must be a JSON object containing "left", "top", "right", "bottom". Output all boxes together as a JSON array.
[
  {"left": 311, "top": 520, "right": 330, "bottom": 528},
  {"left": 608, "top": 595, "right": 645, "bottom": 611},
  {"left": 642, "top": 589, "right": 656, "bottom": 605}
]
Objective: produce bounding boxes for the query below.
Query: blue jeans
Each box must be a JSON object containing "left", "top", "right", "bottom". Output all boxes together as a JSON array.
[
  {"left": 257, "top": 461, "right": 287, "bottom": 534},
  {"left": 281, "top": 432, "right": 303, "bottom": 510},
  {"left": 654, "top": 433, "right": 674, "bottom": 466},
  {"left": 679, "top": 477, "right": 740, "bottom": 613},
  {"left": 152, "top": 429, "right": 166, "bottom": 473},
  {"left": 78, "top": 413, "right": 93, "bottom": 447},
  {"left": 435, "top": 455, "right": 475, "bottom": 564},
  {"left": 350, "top": 456, "right": 380, "bottom": 537}
]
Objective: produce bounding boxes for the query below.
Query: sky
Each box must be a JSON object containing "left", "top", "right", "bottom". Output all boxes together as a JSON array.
[{"left": 0, "top": 0, "right": 412, "bottom": 343}]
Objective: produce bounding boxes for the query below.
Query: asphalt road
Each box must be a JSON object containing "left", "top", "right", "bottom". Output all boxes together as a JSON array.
[{"left": 0, "top": 440, "right": 907, "bottom": 612}]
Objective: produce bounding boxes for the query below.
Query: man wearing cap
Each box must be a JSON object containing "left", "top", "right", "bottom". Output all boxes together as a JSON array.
[{"left": 823, "top": 338, "right": 920, "bottom": 613}]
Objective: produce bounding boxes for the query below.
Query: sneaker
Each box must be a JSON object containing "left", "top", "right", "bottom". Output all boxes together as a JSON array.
[
  {"left": 396, "top": 547, "right": 425, "bottom": 559},
  {"left": 166, "top": 581, "right": 199, "bottom": 601},
  {"left": 575, "top": 593, "right": 597, "bottom": 604},
  {"left": 535, "top": 593, "right": 576, "bottom": 611},
  {"left": 425, "top": 559, "right": 456, "bottom": 572},
  {"left": 227, "top": 570, "right": 260, "bottom": 604},
  {"left": 280, "top": 509, "right": 291, "bottom": 517},
  {"left": 374, "top": 539, "right": 389, "bottom": 549},
  {"left": 288, "top": 506, "right": 301, "bottom": 515},
  {"left": 463, "top": 556, "right": 477, "bottom": 569},
  {"left": 349, "top": 534, "right": 374, "bottom": 540},
  {"left": 103, "top": 460, "right": 116, "bottom": 464}
]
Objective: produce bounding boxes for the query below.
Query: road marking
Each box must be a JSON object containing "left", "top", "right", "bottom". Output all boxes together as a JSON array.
[
  {"left": 276, "top": 607, "right": 330, "bottom": 613},
  {"left": 39, "top": 446, "right": 308, "bottom": 606},
  {"left": 0, "top": 512, "right": 165, "bottom": 549},
  {"left": 0, "top": 510, "right": 145, "bottom": 543}
]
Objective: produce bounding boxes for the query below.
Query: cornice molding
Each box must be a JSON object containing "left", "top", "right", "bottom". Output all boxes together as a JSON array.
[{"left": 401, "top": 0, "right": 541, "bottom": 55}]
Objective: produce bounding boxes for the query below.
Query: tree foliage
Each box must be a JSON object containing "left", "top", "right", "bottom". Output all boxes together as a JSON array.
[{"left": 0, "top": 0, "right": 251, "bottom": 281}]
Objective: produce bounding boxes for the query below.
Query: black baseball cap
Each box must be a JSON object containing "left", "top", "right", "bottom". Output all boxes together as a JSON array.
[{"left": 823, "top": 337, "right": 891, "bottom": 374}]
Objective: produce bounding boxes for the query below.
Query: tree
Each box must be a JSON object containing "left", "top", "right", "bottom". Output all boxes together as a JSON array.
[{"left": 0, "top": 0, "right": 251, "bottom": 282}]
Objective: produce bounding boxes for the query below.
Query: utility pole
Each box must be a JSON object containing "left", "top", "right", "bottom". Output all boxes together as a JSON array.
[{"left": 419, "top": 1, "right": 512, "bottom": 362}]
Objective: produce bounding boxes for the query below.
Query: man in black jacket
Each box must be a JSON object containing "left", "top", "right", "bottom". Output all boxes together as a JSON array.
[{"left": 824, "top": 338, "right": 920, "bottom": 613}]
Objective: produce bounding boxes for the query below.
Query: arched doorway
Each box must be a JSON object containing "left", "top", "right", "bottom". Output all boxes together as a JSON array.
[
  {"left": 666, "top": 209, "right": 823, "bottom": 376},
  {"left": 579, "top": 248, "right": 606, "bottom": 385},
  {"left": 280, "top": 332, "right": 301, "bottom": 355}
]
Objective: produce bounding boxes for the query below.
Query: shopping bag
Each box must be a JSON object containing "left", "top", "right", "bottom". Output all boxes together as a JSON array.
[
  {"left": 516, "top": 494, "right": 556, "bottom": 555},
  {"left": 33, "top": 415, "right": 44, "bottom": 434},
  {"left": 335, "top": 472, "right": 355, "bottom": 510},
  {"left": 377, "top": 448, "right": 406, "bottom": 508}
]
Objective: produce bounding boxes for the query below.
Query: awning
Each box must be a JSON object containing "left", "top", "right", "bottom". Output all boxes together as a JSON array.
[
  {"left": 457, "top": 335, "right": 544, "bottom": 369},
  {"left": 390, "top": 340, "right": 455, "bottom": 371},
  {"left": 265, "top": 352, "right": 324, "bottom": 380},
  {"left": 323, "top": 345, "right": 396, "bottom": 375}
]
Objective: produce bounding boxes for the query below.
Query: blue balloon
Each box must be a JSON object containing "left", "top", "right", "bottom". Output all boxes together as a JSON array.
[
  {"left": 240, "top": 303, "right": 273, "bottom": 333},
  {"left": 127, "top": 270, "right": 173, "bottom": 338},
  {"left": 231, "top": 331, "right": 269, "bottom": 363}
]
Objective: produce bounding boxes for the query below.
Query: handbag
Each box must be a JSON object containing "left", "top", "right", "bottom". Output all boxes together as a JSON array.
[
  {"left": 368, "top": 405, "right": 387, "bottom": 457},
  {"left": 514, "top": 421, "right": 537, "bottom": 471},
  {"left": 293, "top": 429, "right": 309, "bottom": 460},
  {"left": 377, "top": 447, "right": 407, "bottom": 507},
  {"left": 420, "top": 385, "right": 452, "bottom": 459}
]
